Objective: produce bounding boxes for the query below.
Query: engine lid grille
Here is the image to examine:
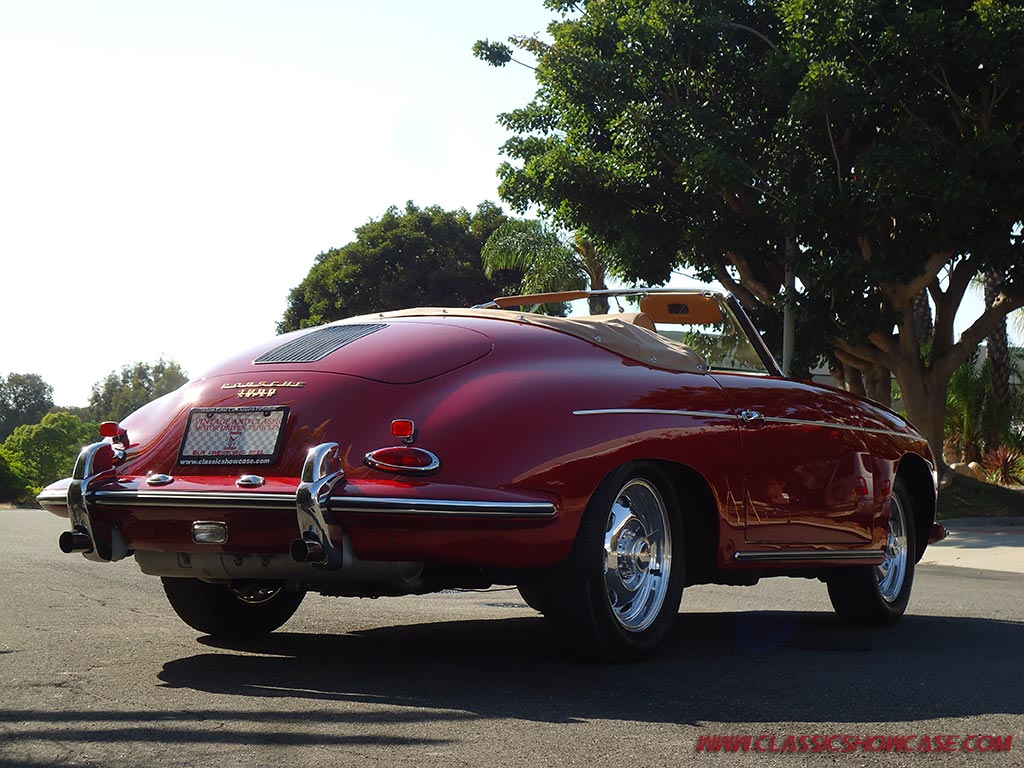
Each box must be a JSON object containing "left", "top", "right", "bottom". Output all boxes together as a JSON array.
[{"left": 254, "top": 323, "right": 386, "bottom": 364}]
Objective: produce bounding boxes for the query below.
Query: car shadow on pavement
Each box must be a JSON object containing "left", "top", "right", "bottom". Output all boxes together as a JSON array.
[{"left": 155, "top": 610, "right": 1023, "bottom": 725}]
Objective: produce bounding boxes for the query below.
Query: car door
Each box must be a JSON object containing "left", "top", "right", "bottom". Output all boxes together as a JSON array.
[{"left": 711, "top": 372, "right": 878, "bottom": 545}]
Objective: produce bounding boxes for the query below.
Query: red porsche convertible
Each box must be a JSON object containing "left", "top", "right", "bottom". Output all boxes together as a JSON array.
[{"left": 38, "top": 289, "right": 941, "bottom": 661}]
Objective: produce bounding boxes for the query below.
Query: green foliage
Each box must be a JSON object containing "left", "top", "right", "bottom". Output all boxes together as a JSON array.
[
  {"left": 0, "top": 412, "right": 98, "bottom": 497},
  {"left": 279, "top": 202, "right": 523, "bottom": 332},
  {"left": 0, "top": 452, "right": 28, "bottom": 503},
  {"left": 945, "top": 347, "right": 1024, "bottom": 463},
  {"left": 0, "top": 372, "right": 54, "bottom": 440},
  {"left": 487, "top": 0, "right": 799, "bottom": 284},
  {"left": 481, "top": 218, "right": 613, "bottom": 313},
  {"left": 482, "top": 219, "right": 586, "bottom": 294},
  {"left": 472, "top": 39, "right": 514, "bottom": 67},
  {"left": 945, "top": 350, "right": 988, "bottom": 463},
  {"left": 88, "top": 358, "right": 188, "bottom": 422},
  {"left": 983, "top": 444, "right": 1024, "bottom": 486},
  {"left": 486, "top": 0, "right": 1024, "bottom": 315}
]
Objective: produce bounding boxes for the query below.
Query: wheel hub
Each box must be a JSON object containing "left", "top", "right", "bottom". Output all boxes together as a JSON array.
[
  {"left": 886, "top": 532, "right": 903, "bottom": 558},
  {"left": 603, "top": 478, "right": 673, "bottom": 632}
]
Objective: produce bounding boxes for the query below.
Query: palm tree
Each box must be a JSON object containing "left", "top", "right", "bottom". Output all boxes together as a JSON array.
[
  {"left": 984, "top": 268, "right": 1012, "bottom": 411},
  {"left": 481, "top": 219, "right": 611, "bottom": 314}
]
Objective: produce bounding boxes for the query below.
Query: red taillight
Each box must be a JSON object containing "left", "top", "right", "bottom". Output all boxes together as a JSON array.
[
  {"left": 100, "top": 421, "right": 129, "bottom": 447},
  {"left": 365, "top": 446, "right": 440, "bottom": 474},
  {"left": 391, "top": 419, "right": 415, "bottom": 442}
]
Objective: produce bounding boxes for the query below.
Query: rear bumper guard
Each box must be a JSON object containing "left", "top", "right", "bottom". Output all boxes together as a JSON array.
[
  {"left": 60, "top": 442, "right": 129, "bottom": 563},
  {"left": 290, "top": 442, "right": 347, "bottom": 570}
]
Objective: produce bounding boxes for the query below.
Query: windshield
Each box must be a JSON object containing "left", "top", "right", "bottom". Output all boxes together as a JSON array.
[{"left": 640, "top": 294, "right": 770, "bottom": 375}]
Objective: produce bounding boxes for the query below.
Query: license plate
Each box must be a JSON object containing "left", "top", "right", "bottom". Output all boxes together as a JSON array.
[{"left": 178, "top": 406, "right": 289, "bottom": 466}]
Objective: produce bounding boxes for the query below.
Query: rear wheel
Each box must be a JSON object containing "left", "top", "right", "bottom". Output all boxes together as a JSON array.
[
  {"left": 161, "top": 578, "right": 305, "bottom": 636},
  {"left": 827, "top": 476, "right": 916, "bottom": 625},
  {"left": 539, "top": 462, "right": 685, "bottom": 662},
  {"left": 516, "top": 582, "right": 547, "bottom": 613}
]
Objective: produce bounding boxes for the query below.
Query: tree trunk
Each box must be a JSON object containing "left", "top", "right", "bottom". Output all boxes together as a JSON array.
[
  {"left": 912, "top": 290, "right": 933, "bottom": 347},
  {"left": 828, "top": 356, "right": 847, "bottom": 389},
  {"left": 782, "top": 238, "right": 797, "bottom": 376},
  {"left": 984, "top": 268, "right": 1010, "bottom": 414},
  {"left": 862, "top": 364, "right": 893, "bottom": 408},
  {"left": 894, "top": 363, "right": 951, "bottom": 480},
  {"left": 846, "top": 365, "right": 867, "bottom": 397}
]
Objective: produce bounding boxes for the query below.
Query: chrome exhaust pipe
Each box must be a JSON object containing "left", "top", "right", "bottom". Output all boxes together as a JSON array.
[
  {"left": 290, "top": 535, "right": 325, "bottom": 564},
  {"left": 59, "top": 530, "right": 93, "bottom": 554}
]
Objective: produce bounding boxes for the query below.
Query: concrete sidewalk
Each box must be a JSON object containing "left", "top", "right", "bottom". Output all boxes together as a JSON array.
[{"left": 921, "top": 517, "right": 1024, "bottom": 574}]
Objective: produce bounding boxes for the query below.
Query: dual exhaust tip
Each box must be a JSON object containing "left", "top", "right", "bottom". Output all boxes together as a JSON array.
[
  {"left": 289, "top": 536, "right": 325, "bottom": 564},
  {"left": 58, "top": 530, "right": 93, "bottom": 554}
]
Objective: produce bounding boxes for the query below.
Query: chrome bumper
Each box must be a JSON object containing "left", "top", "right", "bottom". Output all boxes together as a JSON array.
[{"left": 43, "top": 441, "right": 557, "bottom": 565}]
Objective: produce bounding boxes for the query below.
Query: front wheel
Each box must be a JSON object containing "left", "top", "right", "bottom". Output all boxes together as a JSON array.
[
  {"left": 161, "top": 578, "right": 305, "bottom": 636},
  {"left": 827, "top": 476, "right": 916, "bottom": 625},
  {"left": 539, "top": 462, "right": 685, "bottom": 662}
]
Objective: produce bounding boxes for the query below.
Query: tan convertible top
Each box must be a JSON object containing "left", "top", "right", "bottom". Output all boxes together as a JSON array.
[{"left": 360, "top": 307, "right": 709, "bottom": 374}]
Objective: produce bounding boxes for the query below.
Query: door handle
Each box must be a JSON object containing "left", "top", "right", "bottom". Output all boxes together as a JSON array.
[{"left": 739, "top": 410, "right": 765, "bottom": 425}]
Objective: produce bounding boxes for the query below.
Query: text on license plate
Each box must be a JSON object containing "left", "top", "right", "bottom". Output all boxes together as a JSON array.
[{"left": 178, "top": 406, "right": 289, "bottom": 466}]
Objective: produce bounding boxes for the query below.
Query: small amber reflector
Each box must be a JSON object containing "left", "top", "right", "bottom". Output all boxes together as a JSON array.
[
  {"left": 391, "top": 419, "right": 415, "bottom": 439},
  {"left": 99, "top": 421, "right": 120, "bottom": 438}
]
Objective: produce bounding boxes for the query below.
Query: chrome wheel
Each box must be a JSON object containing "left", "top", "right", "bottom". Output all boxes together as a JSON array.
[
  {"left": 230, "top": 584, "right": 284, "bottom": 605},
  {"left": 876, "top": 493, "right": 909, "bottom": 603},
  {"left": 604, "top": 478, "right": 672, "bottom": 632},
  {"left": 162, "top": 578, "right": 304, "bottom": 636},
  {"left": 826, "top": 475, "right": 917, "bottom": 627}
]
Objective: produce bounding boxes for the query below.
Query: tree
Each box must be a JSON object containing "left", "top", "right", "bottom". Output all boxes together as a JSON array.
[
  {"left": 0, "top": 453, "right": 28, "bottom": 503},
  {"left": 482, "top": 220, "right": 613, "bottom": 313},
  {"left": 0, "top": 373, "right": 54, "bottom": 440},
  {"left": 279, "top": 202, "right": 524, "bottom": 331},
  {"left": 88, "top": 359, "right": 188, "bottom": 422},
  {"left": 479, "top": 0, "right": 1024, "bottom": 471},
  {"left": 0, "top": 412, "right": 98, "bottom": 496}
]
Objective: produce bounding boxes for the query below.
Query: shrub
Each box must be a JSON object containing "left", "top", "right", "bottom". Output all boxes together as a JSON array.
[{"left": 982, "top": 445, "right": 1024, "bottom": 487}]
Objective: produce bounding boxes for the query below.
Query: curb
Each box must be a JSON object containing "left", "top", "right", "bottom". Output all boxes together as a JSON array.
[{"left": 938, "top": 517, "right": 1024, "bottom": 529}]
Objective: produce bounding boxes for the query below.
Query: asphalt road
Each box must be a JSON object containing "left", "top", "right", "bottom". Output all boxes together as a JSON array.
[{"left": 1, "top": 508, "right": 1021, "bottom": 768}]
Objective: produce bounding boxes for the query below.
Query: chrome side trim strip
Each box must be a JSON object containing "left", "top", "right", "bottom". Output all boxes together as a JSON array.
[
  {"left": 573, "top": 408, "right": 736, "bottom": 420},
  {"left": 759, "top": 416, "right": 922, "bottom": 442},
  {"left": 332, "top": 497, "right": 557, "bottom": 518},
  {"left": 733, "top": 549, "right": 885, "bottom": 563},
  {"left": 572, "top": 408, "right": 920, "bottom": 441}
]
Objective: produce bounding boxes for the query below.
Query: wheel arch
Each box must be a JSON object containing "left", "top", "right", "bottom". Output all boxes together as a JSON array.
[
  {"left": 652, "top": 460, "right": 721, "bottom": 585},
  {"left": 896, "top": 452, "right": 937, "bottom": 563}
]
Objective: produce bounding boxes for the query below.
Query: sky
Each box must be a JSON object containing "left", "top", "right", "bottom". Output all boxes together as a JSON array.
[
  {"left": 0, "top": 1, "right": 556, "bottom": 405},
  {"left": 0, "top": 1, "right": 999, "bottom": 407}
]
